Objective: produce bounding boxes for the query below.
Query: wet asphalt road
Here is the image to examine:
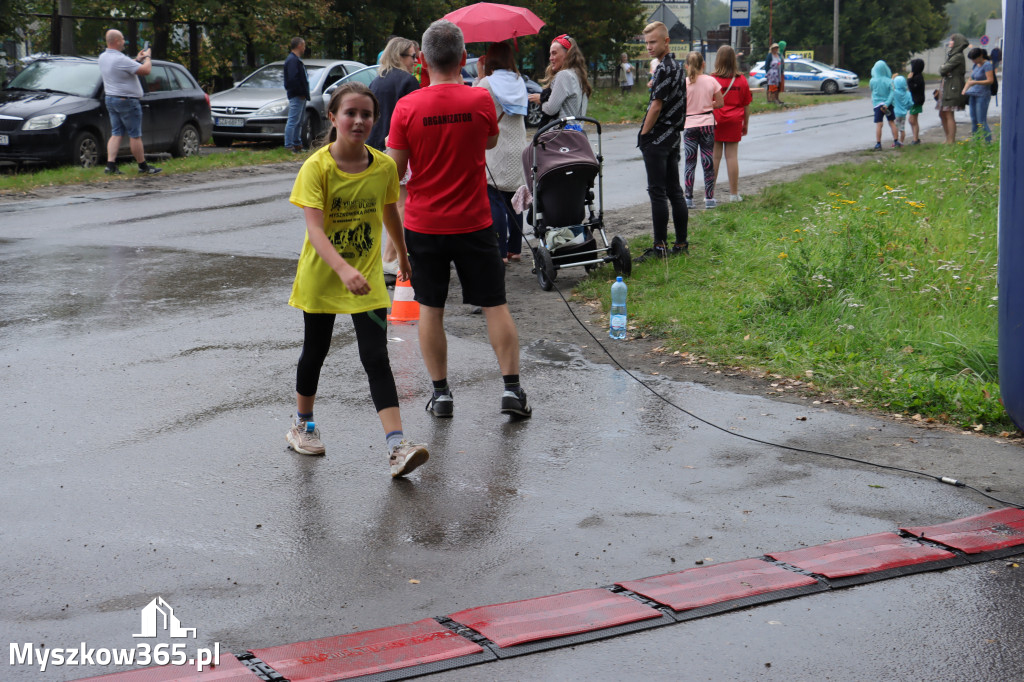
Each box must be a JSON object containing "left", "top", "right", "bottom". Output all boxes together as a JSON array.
[{"left": 1, "top": 101, "right": 1022, "bottom": 681}]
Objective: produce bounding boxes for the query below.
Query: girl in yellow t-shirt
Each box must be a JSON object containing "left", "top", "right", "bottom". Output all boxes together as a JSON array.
[{"left": 286, "top": 82, "right": 428, "bottom": 478}]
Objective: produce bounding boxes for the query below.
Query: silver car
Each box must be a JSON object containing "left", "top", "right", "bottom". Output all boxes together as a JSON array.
[{"left": 209, "top": 58, "right": 364, "bottom": 147}]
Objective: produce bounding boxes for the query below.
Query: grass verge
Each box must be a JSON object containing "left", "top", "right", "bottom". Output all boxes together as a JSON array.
[
  {"left": 577, "top": 138, "right": 1011, "bottom": 432},
  {"left": 0, "top": 145, "right": 301, "bottom": 196},
  {"left": 587, "top": 85, "right": 860, "bottom": 124}
]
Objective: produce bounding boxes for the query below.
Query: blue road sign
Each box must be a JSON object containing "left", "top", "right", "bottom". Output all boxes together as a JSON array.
[{"left": 731, "top": 0, "right": 751, "bottom": 28}]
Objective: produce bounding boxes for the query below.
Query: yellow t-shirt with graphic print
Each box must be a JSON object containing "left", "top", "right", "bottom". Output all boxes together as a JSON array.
[{"left": 288, "top": 145, "right": 399, "bottom": 314}]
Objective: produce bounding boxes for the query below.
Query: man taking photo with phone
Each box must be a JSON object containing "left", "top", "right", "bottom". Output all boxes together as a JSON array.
[{"left": 99, "top": 29, "right": 161, "bottom": 175}]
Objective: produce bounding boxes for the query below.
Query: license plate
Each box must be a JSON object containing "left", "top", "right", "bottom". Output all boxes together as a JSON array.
[
  {"left": 215, "top": 117, "right": 244, "bottom": 127},
  {"left": 0, "top": 135, "right": 8, "bottom": 145}
]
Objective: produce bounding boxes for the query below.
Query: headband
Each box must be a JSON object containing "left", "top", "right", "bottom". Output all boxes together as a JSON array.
[{"left": 553, "top": 34, "right": 572, "bottom": 51}]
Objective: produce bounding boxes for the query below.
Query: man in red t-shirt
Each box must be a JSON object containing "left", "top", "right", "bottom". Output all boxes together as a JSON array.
[{"left": 388, "top": 19, "right": 532, "bottom": 421}]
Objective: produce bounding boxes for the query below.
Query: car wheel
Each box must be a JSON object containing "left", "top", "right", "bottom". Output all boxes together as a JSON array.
[
  {"left": 72, "top": 131, "right": 101, "bottom": 168},
  {"left": 212, "top": 135, "right": 233, "bottom": 147},
  {"left": 822, "top": 80, "right": 839, "bottom": 95},
  {"left": 302, "top": 113, "right": 319, "bottom": 149},
  {"left": 172, "top": 123, "right": 201, "bottom": 158},
  {"left": 526, "top": 102, "right": 543, "bottom": 128}
]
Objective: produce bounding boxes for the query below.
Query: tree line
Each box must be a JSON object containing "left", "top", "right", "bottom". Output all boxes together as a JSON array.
[
  {"left": 749, "top": 0, "right": 958, "bottom": 77},
  {"left": 4, "top": 0, "right": 645, "bottom": 89}
]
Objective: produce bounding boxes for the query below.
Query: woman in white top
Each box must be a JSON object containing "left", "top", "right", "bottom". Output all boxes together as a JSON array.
[
  {"left": 476, "top": 42, "right": 529, "bottom": 262},
  {"left": 528, "top": 34, "right": 590, "bottom": 129},
  {"left": 682, "top": 52, "right": 724, "bottom": 208}
]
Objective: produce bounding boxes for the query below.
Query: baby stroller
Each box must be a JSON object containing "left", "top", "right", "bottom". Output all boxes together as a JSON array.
[{"left": 521, "top": 116, "right": 631, "bottom": 291}]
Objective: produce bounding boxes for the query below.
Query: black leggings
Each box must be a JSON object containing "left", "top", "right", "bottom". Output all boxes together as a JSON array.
[{"left": 295, "top": 310, "right": 398, "bottom": 413}]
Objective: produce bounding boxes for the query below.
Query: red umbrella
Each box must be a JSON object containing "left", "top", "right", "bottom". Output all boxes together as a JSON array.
[{"left": 442, "top": 2, "right": 545, "bottom": 44}]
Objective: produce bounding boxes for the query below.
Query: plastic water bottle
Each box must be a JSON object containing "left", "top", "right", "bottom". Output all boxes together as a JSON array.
[{"left": 610, "top": 276, "right": 627, "bottom": 339}]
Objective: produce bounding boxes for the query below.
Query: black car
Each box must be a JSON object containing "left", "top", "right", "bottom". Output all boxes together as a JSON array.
[{"left": 0, "top": 55, "right": 213, "bottom": 167}]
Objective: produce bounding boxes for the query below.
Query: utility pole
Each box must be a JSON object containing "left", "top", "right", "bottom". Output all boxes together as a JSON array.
[{"left": 833, "top": 0, "right": 839, "bottom": 66}]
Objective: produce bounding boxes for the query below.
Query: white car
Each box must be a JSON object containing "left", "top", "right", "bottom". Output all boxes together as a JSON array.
[
  {"left": 747, "top": 56, "right": 859, "bottom": 94},
  {"left": 209, "top": 59, "right": 365, "bottom": 147}
]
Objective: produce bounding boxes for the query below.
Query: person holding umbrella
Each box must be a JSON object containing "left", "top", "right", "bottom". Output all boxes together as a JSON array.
[
  {"left": 476, "top": 42, "right": 528, "bottom": 263},
  {"left": 528, "top": 34, "right": 590, "bottom": 130}
]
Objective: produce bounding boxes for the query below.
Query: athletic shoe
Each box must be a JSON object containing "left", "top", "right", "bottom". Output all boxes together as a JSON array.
[
  {"left": 501, "top": 388, "right": 532, "bottom": 418},
  {"left": 286, "top": 419, "right": 325, "bottom": 456},
  {"left": 911, "top": 140, "right": 922, "bottom": 145},
  {"left": 705, "top": 198, "right": 717, "bottom": 209},
  {"left": 382, "top": 259, "right": 399, "bottom": 276},
  {"left": 425, "top": 391, "right": 454, "bottom": 418},
  {"left": 671, "top": 242, "right": 689, "bottom": 255},
  {"left": 139, "top": 165, "right": 162, "bottom": 175},
  {"left": 390, "top": 440, "right": 429, "bottom": 478},
  {"left": 872, "top": 142, "right": 882, "bottom": 151},
  {"left": 634, "top": 245, "right": 668, "bottom": 263},
  {"left": 893, "top": 141, "right": 903, "bottom": 148},
  {"left": 685, "top": 196, "right": 694, "bottom": 209},
  {"left": 729, "top": 194, "right": 743, "bottom": 202},
  {"left": 104, "top": 166, "right": 124, "bottom": 175}
]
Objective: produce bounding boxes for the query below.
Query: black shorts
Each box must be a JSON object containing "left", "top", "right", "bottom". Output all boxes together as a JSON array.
[{"left": 404, "top": 226, "right": 506, "bottom": 308}]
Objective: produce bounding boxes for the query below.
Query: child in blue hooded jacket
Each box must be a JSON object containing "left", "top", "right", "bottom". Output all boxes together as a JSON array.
[
  {"left": 870, "top": 60, "right": 900, "bottom": 149},
  {"left": 891, "top": 75, "right": 914, "bottom": 146}
]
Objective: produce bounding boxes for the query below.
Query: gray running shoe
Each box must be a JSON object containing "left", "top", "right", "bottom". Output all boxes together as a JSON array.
[
  {"left": 501, "top": 388, "right": 532, "bottom": 418},
  {"left": 426, "top": 392, "right": 454, "bottom": 417},
  {"left": 390, "top": 440, "right": 429, "bottom": 477},
  {"left": 286, "top": 419, "right": 325, "bottom": 456}
]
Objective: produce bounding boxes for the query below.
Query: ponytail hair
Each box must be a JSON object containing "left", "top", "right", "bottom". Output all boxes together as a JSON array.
[{"left": 685, "top": 51, "right": 704, "bottom": 84}]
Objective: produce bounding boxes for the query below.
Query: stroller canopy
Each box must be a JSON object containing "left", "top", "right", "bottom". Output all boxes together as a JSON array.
[{"left": 522, "top": 127, "right": 599, "bottom": 188}]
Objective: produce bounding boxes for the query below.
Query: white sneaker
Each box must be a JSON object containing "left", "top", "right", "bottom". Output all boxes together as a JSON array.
[
  {"left": 287, "top": 419, "right": 325, "bottom": 456},
  {"left": 730, "top": 194, "right": 743, "bottom": 202},
  {"left": 390, "top": 440, "right": 429, "bottom": 477},
  {"left": 382, "top": 259, "right": 399, "bottom": 276}
]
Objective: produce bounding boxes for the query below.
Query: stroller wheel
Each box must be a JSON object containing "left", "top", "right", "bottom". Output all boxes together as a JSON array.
[
  {"left": 610, "top": 236, "right": 632, "bottom": 278},
  {"left": 534, "top": 246, "right": 556, "bottom": 291}
]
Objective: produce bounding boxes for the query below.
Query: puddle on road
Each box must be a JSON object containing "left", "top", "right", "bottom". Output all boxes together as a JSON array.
[{"left": 0, "top": 244, "right": 293, "bottom": 336}]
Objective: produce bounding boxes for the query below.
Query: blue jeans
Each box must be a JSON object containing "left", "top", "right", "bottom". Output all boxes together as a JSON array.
[
  {"left": 487, "top": 185, "right": 523, "bottom": 258},
  {"left": 284, "top": 97, "right": 306, "bottom": 148},
  {"left": 968, "top": 93, "right": 992, "bottom": 142}
]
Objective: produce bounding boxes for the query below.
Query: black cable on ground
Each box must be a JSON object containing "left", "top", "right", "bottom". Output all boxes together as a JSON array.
[{"left": 541, "top": 275, "right": 1023, "bottom": 511}]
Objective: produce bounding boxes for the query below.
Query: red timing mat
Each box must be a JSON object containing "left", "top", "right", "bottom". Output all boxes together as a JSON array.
[
  {"left": 249, "top": 619, "right": 483, "bottom": 682},
  {"left": 448, "top": 588, "right": 662, "bottom": 648},
  {"left": 768, "top": 532, "right": 958, "bottom": 579},
  {"left": 617, "top": 558, "right": 820, "bottom": 612},
  {"left": 902, "top": 507, "right": 1024, "bottom": 556}
]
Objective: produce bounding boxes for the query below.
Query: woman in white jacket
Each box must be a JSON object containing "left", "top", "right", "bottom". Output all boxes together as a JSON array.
[{"left": 476, "top": 42, "right": 528, "bottom": 262}]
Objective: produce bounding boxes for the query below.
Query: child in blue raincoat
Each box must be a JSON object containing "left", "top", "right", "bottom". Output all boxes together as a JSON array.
[
  {"left": 870, "top": 60, "right": 900, "bottom": 149},
  {"left": 891, "top": 75, "right": 914, "bottom": 146}
]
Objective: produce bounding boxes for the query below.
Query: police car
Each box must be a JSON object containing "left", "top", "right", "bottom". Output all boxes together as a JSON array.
[{"left": 748, "top": 56, "right": 859, "bottom": 94}]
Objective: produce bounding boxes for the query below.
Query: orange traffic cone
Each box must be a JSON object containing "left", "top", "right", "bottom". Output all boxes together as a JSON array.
[{"left": 387, "top": 271, "right": 419, "bottom": 323}]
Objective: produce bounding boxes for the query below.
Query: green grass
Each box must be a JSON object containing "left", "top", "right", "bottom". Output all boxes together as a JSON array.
[
  {"left": 578, "top": 138, "right": 1011, "bottom": 432},
  {"left": 0, "top": 145, "right": 302, "bottom": 195},
  {"left": 587, "top": 85, "right": 859, "bottom": 125}
]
